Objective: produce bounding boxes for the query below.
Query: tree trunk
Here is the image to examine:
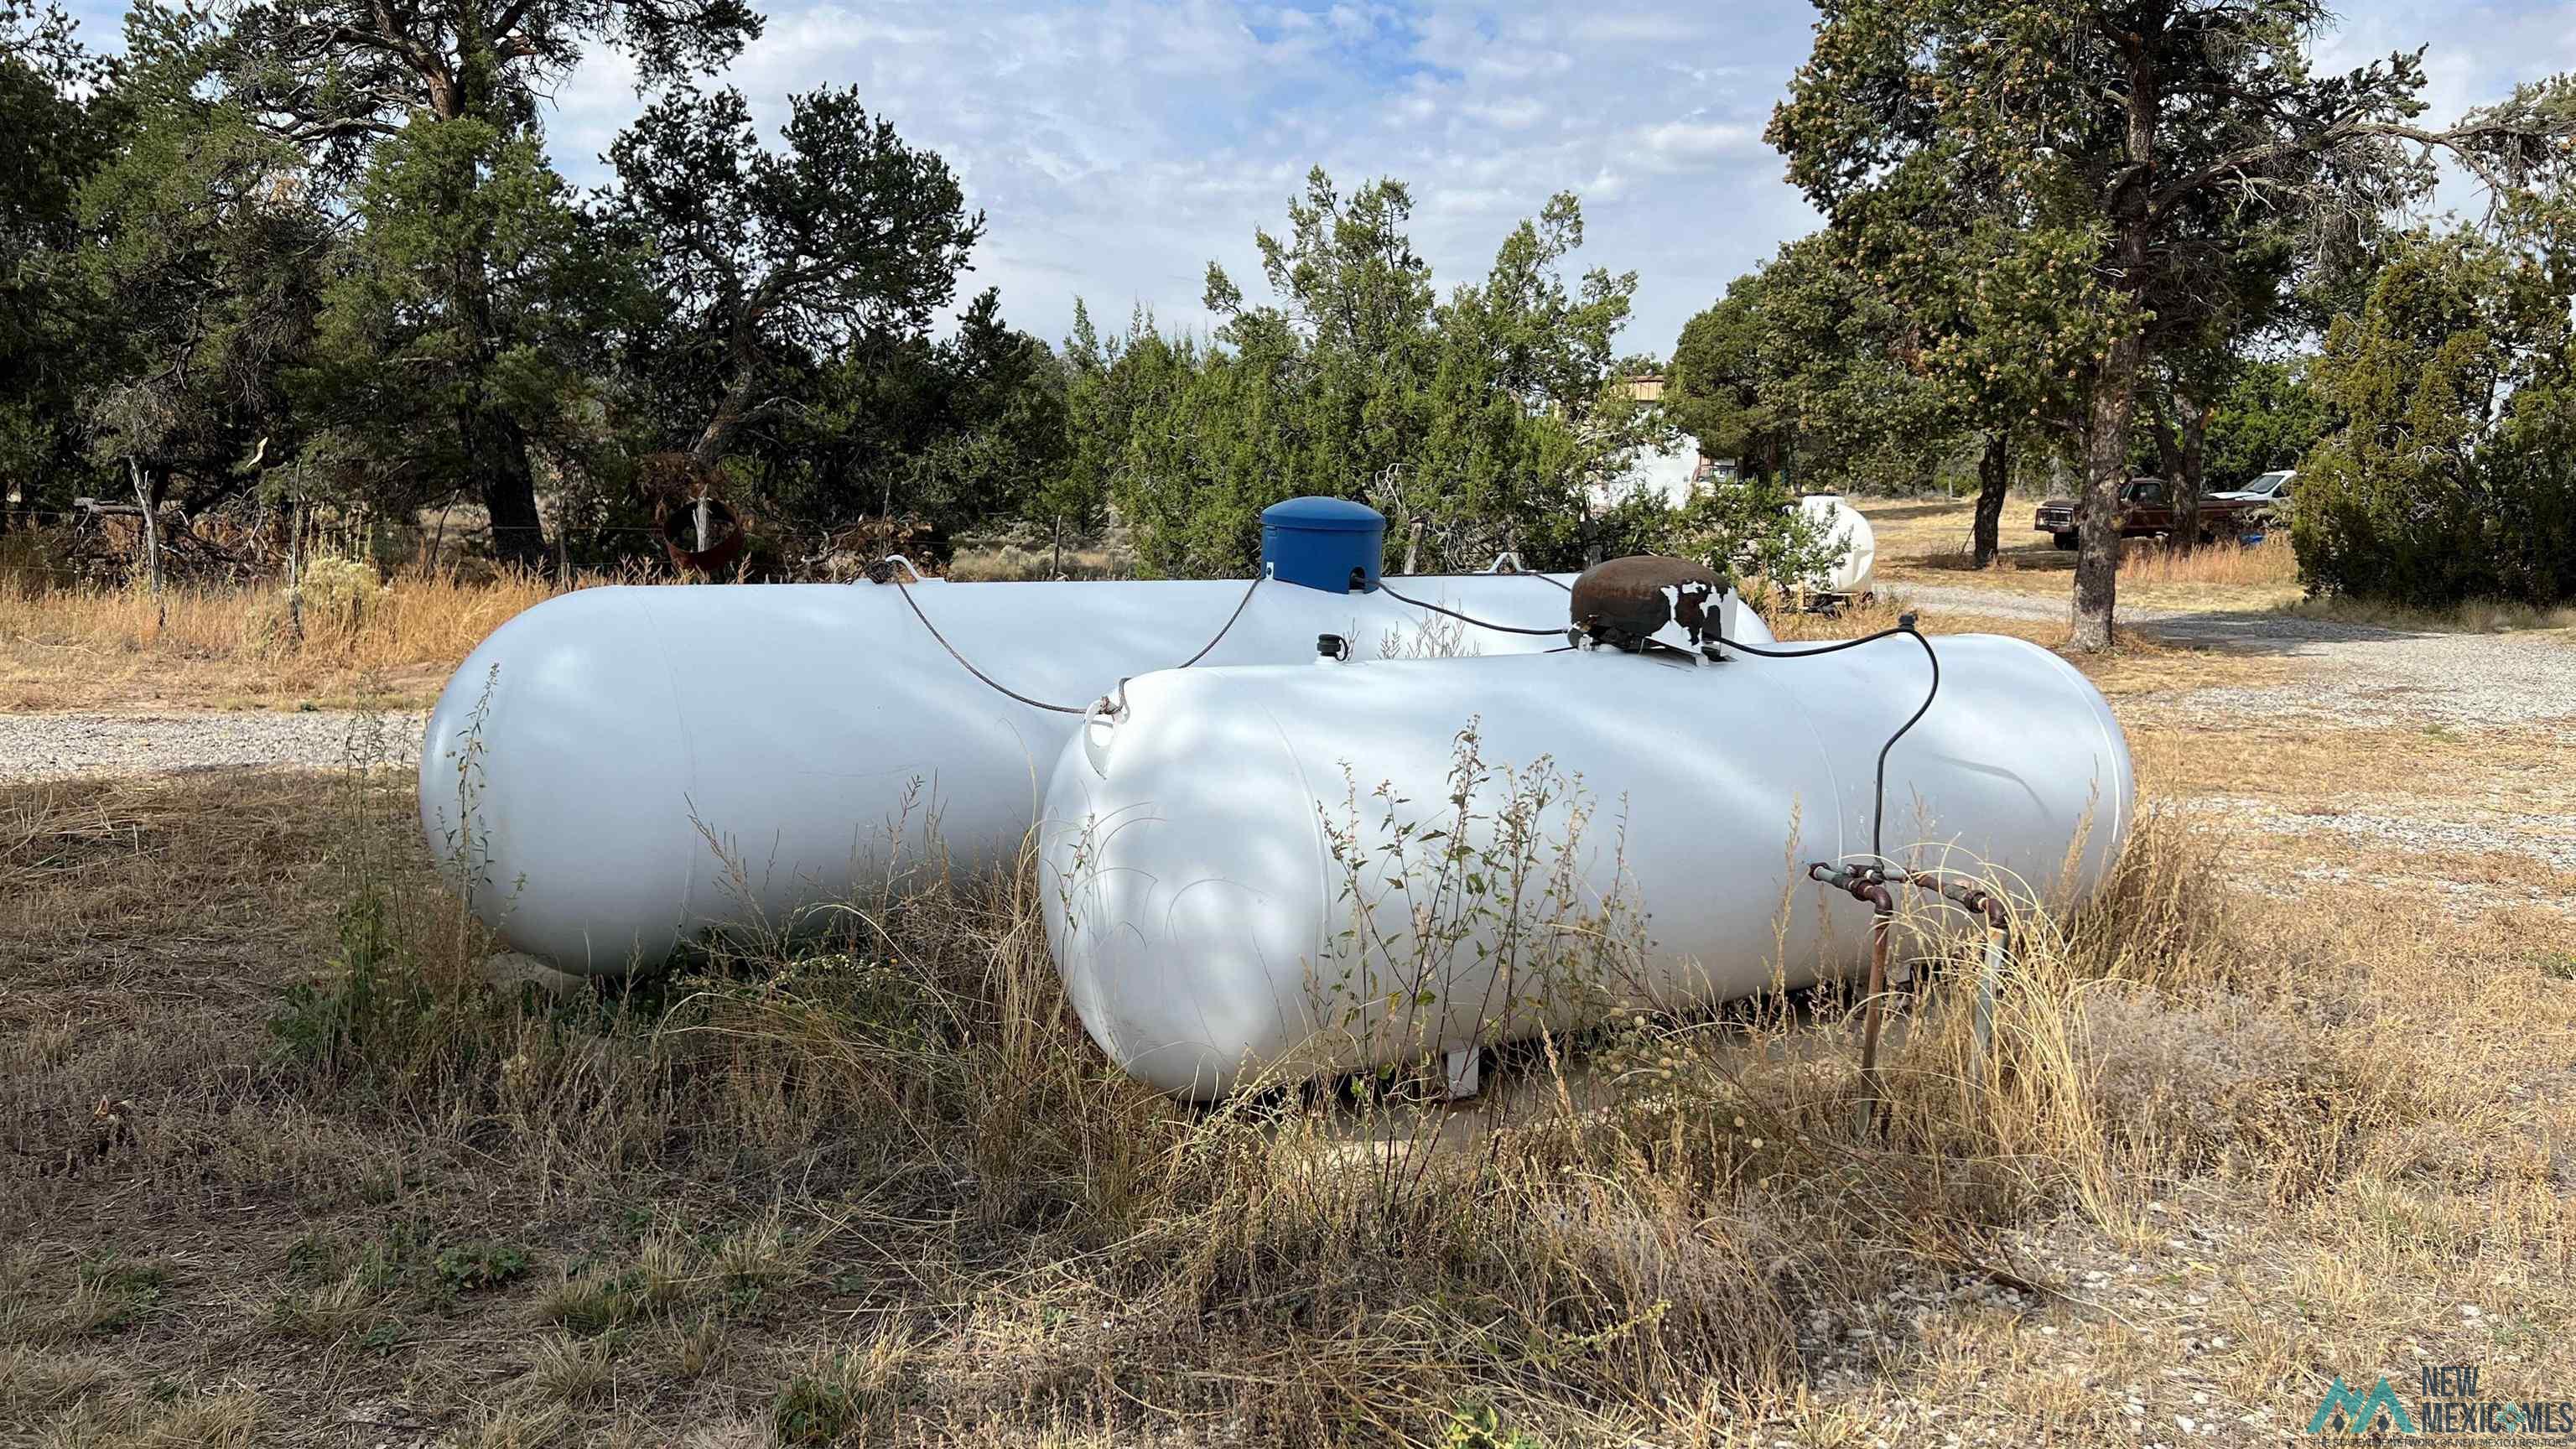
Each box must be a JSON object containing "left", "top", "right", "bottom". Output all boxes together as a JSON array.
[
  {"left": 429, "top": 101, "right": 545, "bottom": 573},
  {"left": 285, "top": 496, "right": 304, "bottom": 643},
  {"left": 690, "top": 384, "right": 747, "bottom": 471},
  {"left": 2174, "top": 387, "right": 2208, "bottom": 545},
  {"left": 2073, "top": 334, "right": 2141, "bottom": 652},
  {"left": 466, "top": 399, "right": 548, "bottom": 570},
  {"left": 691, "top": 349, "right": 760, "bottom": 470},
  {"left": 1971, "top": 430, "right": 2011, "bottom": 568},
  {"left": 2075, "top": 40, "right": 2158, "bottom": 652}
]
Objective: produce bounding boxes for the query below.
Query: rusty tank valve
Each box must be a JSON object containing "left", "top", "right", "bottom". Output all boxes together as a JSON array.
[{"left": 1568, "top": 555, "right": 1731, "bottom": 653}]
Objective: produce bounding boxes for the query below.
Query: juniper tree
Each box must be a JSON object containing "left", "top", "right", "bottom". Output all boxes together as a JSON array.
[
  {"left": 210, "top": 0, "right": 759, "bottom": 564},
  {"left": 1771, "top": 0, "right": 2576, "bottom": 647},
  {"left": 2297, "top": 210, "right": 2576, "bottom": 608},
  {"left": 597, "top": 86, "right": 983, "bottom": 474},
  {"left": 0, "top": 0, "right": 114, "bottom": 506},
  {"left": 1668, "top": 235, "right": 1956, "bottom": 501},
  {"left": 78, "top": 8, "right": 334, "bottom": 521}
]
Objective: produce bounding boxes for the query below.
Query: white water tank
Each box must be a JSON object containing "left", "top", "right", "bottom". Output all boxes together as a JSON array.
[
  {"left": 1801, "top": 494, "right": 1877, "bottom": 597},
  {"left": 418, "top": 571, "right": 1775, "bottom": 974},
  {"left": 1039, "top": 637, "right": 2131, "bottom": 1098}
]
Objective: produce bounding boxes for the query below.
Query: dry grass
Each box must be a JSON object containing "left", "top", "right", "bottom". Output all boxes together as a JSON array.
[
  {"left": 2282, "top": 594, "right": 2576, "bottom": 635},
  {"left": 10, "top": 507, "right": 2559, "bottom": 717},
  {"left": 1856, "top": 497, "right": 2306, "bottom": 613},
  {"left": 1, "top": 518, "right": 2318, "bottom": 714},
  {"left": 2116, "top": 533, "right": 2298, "bottom": 589},
  {"left": 2124, "top": 716, "right": 2576, "bottom": 923},
  {"left": 1767, "top": 595, "right": 2298, "bottom": 702},
  {"left": 2130, "top": 719, "right": 2574, "bottom": 809},
  {"left": 0, "top": 564, "right": 584, "bottom": 712},
  {"left": 0, "top": 538, "right": 1118, "bottom": 712},
  {"left": 4, "top": 674, "right": 2571, "bottom": 1445},
  {"left": 944, "top": 543, "right": 1128, "bottom": 582},
  {"left": 1860, "top": 496, "right": 2576, "bottom": 638}
]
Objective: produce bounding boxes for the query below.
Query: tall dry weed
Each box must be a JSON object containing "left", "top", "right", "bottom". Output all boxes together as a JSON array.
[{"left": 2116, "top": 533, "right": 2297, "bottom": 588}]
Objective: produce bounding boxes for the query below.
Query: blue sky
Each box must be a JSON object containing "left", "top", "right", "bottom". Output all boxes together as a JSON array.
[{"left": 62, "top": 0, "right": 2576, "bottom": 353}]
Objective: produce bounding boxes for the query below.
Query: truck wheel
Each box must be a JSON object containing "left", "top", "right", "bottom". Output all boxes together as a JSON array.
[{"left": 2052, "top": 532, "right": 2078, "bottom": 550}]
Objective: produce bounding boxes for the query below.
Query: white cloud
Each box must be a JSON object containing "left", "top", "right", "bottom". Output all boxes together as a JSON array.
[
  {"left": 56, "top": 0, "right": 2569, "bottom": 356},
  {"left": 1633, "top": 120, "right": 1763, "bottom": 170},
  {"left": 1462, "top": 96, "right": 1545, "bottom": 129}
]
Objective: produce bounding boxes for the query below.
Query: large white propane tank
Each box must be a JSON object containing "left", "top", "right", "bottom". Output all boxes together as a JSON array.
[
  {"left": 1039, "top": 636, "right": 2131, "bottom": 1098},
  {"left": 418, "top": 493, "right": 1781, "bottom": 974}
]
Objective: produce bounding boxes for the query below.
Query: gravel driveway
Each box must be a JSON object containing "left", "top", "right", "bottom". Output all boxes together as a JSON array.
[
  {"left": 0, "top": 711, "right": 424, "bottom": 781},
  {"left": 1900, "top": 580, "right": 2576, "bottom": 734},
  {"left": 1900, "top": 579, "right": 2576, "bottom": 911}
]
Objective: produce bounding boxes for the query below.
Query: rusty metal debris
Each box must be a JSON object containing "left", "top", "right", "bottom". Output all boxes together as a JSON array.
[
  {"left": 1567, "top": 555, "right": 1728, "bottom": 652},
  {"left": 659, "top": 495, "right": 745, "bottom": 578}
]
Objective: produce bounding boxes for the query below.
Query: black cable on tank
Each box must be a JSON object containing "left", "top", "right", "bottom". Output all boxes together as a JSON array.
[
  {"left": 886, "top": 564, "right": 1269, "bottom": 717},
  {"left": 1710, "top": 618, "right": 1940, "bottom": 870},
  {"left": 1373, "top": 579, "right": 1569, "bottom": 636},
  {"left": 1320, "top": 572, "right": 1946, "bottom": 871}
]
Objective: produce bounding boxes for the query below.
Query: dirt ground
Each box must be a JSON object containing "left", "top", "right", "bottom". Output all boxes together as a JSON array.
[{"left": 5, "top": 538, "right": 2574, "bottom": 1447}]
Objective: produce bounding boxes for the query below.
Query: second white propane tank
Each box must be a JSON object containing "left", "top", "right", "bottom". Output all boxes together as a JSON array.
[
  {"left": 1801, "top": 494, "right": 1877, "bottom": 596},
  {"left": 1039, "top": 636, "right": 2132, "bottom": 1099},
  {"left": 418, "top": 564, "right": 1774, "bottom": 974}
]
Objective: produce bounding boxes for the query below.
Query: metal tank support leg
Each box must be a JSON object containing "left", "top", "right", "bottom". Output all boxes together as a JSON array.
[{"left": 1443, "top": 1046, "right": 1482, "bottom": 1100}]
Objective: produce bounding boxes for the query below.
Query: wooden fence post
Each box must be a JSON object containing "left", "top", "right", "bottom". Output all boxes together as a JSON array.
[
  {"left": 285, "top": 497, "right": 304, "bottom": 643},
  {"left": 128, "top": 456, "right": 164, "bottom": 630}
]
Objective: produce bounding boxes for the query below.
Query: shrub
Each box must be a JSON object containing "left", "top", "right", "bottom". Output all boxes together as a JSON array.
[
  {"left": 2293, "top": 225, "right": 2576, "bottom": 609},
  {"left": 297, "top": 551, "right": 384, "bottom": 628},
  {"left": 772, "top": 1369, "right": 876, "bottom": 1446}
]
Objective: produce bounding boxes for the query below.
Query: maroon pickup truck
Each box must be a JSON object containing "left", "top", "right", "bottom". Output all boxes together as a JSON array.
[{"left": 2033, "top": 477, "right": 2273, "bottom": 549}]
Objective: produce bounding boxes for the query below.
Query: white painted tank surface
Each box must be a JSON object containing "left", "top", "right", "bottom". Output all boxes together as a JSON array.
[
  {"left": 418, "top": 573, "right": 1774, "bottom": 974},
  {"left": 1800, "top": 494, "right": 1877, "bottom": 596},
  {"left": 1040, "top": 637, "right": 2132, "bottom": 1098}
]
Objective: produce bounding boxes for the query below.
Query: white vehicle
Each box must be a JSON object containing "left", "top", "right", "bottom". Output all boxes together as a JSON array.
[{"left": 2209, "top": 469, "right": 2295, "bottom": 504}]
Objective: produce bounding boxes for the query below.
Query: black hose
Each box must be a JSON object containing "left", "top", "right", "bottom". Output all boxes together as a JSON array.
[
  {"left": 886, "top": 573, "right": 1091, "bottom": 715},
  {"left": 1172, "top": 569, "right": 1268, "bottom": 669},
  {"left": 887, "top": 566, "right": 1269, "bottom": 716},
  {"left": 1373, "top": 568, "right": 1945, "bottom": 870},
  {"left": 1373, "top": 578, "right": 1570, "bottom": 636},
  {"left": 1711, "top": 620, "right": 1940, "bottom": 870}
]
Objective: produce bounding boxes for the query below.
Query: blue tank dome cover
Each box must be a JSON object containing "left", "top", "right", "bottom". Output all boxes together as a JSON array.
[{"left": 1260, "top": 496, "right": 1385, "bottom": 592}]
